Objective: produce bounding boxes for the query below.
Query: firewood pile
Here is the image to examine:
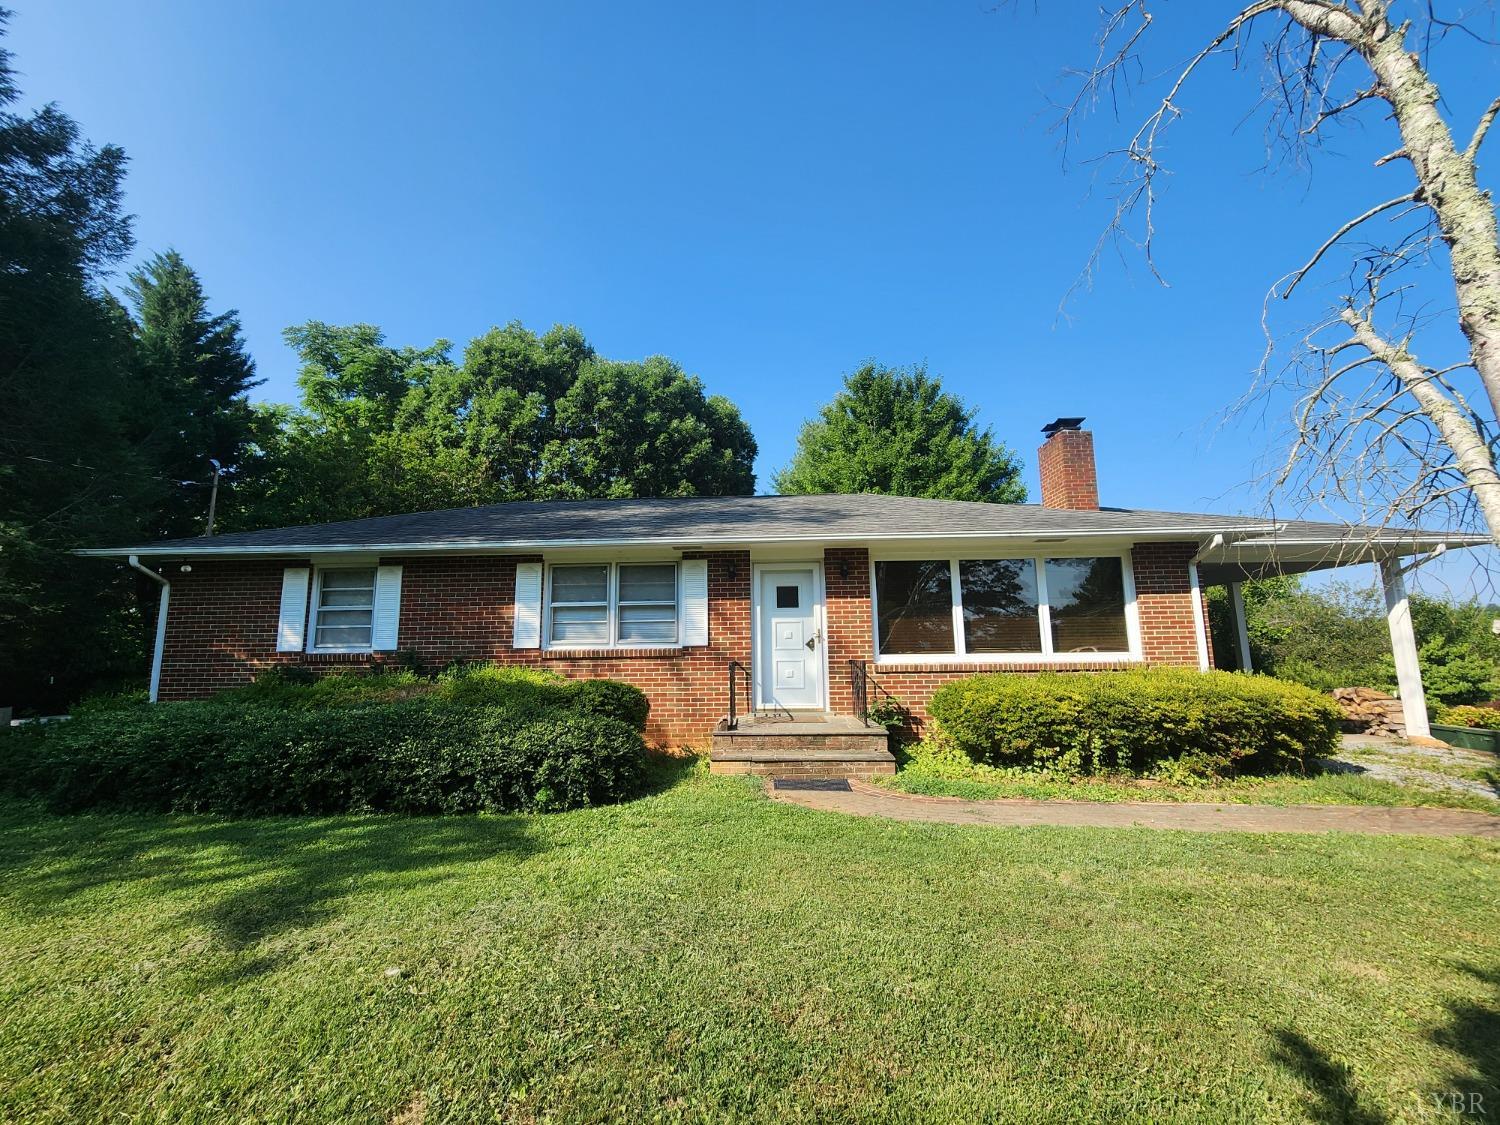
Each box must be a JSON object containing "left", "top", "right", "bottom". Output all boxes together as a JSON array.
[{"left": 1331, "top": 687, "right": 1405, "bottom": 737}]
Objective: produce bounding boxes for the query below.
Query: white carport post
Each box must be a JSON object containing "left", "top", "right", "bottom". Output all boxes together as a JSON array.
[
  {"left": 1228, "top": 582, "right": 1253, "bottom": 672},
  {"left": 1379, "top": 557, "right": 1430, "bottom": 740}
]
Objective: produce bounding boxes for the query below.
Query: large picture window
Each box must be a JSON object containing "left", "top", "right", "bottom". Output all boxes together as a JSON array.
[
  {"left": 312, "top": 567, "right": 376, "bottom": 651},
  {"left": 548, "top": 562, "right": 679, "bottom": 647},
  {"left": 873, "top": 554, "right": 1136, "bottom": 660},
  {"left": 874, "top": 560, "right": 954, "bottom": 655},
  {"left": 1045, "top": 556, "right": 1129, "bottom": 654}
]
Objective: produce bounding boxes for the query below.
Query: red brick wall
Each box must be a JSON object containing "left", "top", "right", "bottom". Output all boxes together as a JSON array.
[
  {"left": 824, "top": 547, "right": 875, "bottom": 716},
  {"left": 157, "top": 552, "right": 751, "bottom": 747},
  {"left": 1131, "top": 541, "right": 1212, "bottom": 668},
  {"left": 155, "top": 542, "right": 1211, "bottom": 746},
  {"left": 1038, "top": 428, "right": 1100, "bottom": 510}
]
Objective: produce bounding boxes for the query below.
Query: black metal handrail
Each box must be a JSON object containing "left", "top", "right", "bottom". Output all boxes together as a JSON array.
[
  {"left": 848, "top": 659, "right": 898, "bottom": 725},
  {"left": 727, "top": 660, "right": 753, "bottom": 729}
]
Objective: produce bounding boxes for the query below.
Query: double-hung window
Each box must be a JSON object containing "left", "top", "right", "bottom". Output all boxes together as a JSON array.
[
  {"left": 873, "top": 554, "right": 1136, "bottom": 661},
  {"left": 311, "top": 567, "right": 377, "bottom": 651},
  {"left": 548, "top": 562, "right": 679, "bottom": 647}
]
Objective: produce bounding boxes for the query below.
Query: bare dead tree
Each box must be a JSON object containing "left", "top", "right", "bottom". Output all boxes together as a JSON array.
[{"left": 1055, "top": 1, "right": 1500, "bottom": 546}]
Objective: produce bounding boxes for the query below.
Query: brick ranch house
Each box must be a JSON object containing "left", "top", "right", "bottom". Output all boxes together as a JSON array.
[{"left": 81, "top": 419, "right": 1485, "bottom": 776}]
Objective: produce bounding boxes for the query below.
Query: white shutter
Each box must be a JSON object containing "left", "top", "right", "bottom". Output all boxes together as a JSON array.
[
  {"left": 513, "top": 562, "right": 543, "bottom": 648},
  {"left": 680, "top": 558, "right": 709, "bottom": 646},
  {"left": 276, "top": 568, "right": 311, "bottom": 652},
  {"left": 371, "top": 565, "right": 403, "bottom": 650}
]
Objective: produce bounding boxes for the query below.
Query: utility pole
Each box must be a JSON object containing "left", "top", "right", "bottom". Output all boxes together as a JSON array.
[{"left": 205, "top": 459, "right": 221, "bottom": 537}]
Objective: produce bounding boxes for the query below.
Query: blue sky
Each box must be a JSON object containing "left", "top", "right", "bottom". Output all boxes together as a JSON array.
[{"left": 13, "top": 2, "right": 1499, "bottom": 592}]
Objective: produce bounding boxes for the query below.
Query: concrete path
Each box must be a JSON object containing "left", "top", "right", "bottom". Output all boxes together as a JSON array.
[{"left": 768, "top": 779, "right": 1500, "bottom": 838}]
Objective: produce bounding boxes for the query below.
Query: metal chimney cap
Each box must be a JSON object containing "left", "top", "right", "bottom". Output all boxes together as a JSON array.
[{"left": 1041, "top": 417, "right": 1087, "bottom": 435}]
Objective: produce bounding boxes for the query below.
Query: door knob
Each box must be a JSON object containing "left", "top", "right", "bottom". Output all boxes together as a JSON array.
[{"left": 806, "top": 628, "right": 821, "bottom": 651}]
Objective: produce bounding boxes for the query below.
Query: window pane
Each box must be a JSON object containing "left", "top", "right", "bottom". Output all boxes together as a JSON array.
[
  {"left": 317, "top": 608, "right": 374, "bottom": 627},
  {"left": 618, "top": 564, "right": 676, "bottom": 603},
  {"left": 1046, "top": 557, "right": 1129, "bottom": 653},
  {"left": 320, "top": 568, "right": 376, "bottom": 593},
  {"left": 875, "top": 561, "right": 955, "bottom": 655},
  {"left": 321, "top": 588, "right": 374, "bottom": 608},
  {"left": 551, "top": 604, "right": 609, "bottom": 644},
  {"left": 618, "top": 603, "right": 677, "bottom": 643},
  {"left": 776, "top": 585, "right": 799, "bottom": 609},
  {"left": 552, "top": 565, "right": 608, "bottom": 603},
  {"left": 959, "top": 559, "right": 1041, "bottom": 653},
  {"left": 316, "top": 625, "right": 371, "bottom": 647}
]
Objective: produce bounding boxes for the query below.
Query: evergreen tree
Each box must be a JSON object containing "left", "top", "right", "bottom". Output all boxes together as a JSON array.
[
  {"left": 773, "top": 363, "right": 1025, "bottom": 503},
  {"left": 0, "top": 10, "right": 156, "bottom": 711},
  {"left": 126, "top": 250, "right": 260, "bottom": 537}
]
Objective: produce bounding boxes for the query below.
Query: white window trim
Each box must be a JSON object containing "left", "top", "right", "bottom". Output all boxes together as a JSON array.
[
  {"left": 544, "top": 561, "right": 682, "bottom": 650},
  {"left": 869, "top": 549, "right": 1143, "bottom": 665},
  {"left": 306, "top": 565, "right": 379, "bottom": 654}
]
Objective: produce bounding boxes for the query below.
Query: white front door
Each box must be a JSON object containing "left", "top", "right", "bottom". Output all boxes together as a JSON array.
[{"left": 757, "top": 566, "right": 823, "bottom": 711}]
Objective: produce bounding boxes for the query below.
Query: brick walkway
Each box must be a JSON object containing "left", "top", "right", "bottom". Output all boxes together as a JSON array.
[{"left": 767, "top": 779, "right": 1500, "bottom": 838}]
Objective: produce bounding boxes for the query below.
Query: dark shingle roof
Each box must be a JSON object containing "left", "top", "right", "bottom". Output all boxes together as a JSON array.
[{"left": 76, "top": 493, "right": 1487, "bottom": 558}]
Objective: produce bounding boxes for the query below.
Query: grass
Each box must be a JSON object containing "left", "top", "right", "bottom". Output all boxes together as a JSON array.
[
  {"left": 2, "top": 760, "right": 1497, "bottom": 1122},
  {"left": 881, "top": 764, "right": 1500, "bottom": 811},
  {"left": 880, "top": 739, "right": 1500, "bottom": 813}
]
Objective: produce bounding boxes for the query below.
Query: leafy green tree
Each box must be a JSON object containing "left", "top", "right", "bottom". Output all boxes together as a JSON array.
[
  {"left": 126, "top": 250, "right": 259, "bottom": 537},
  {"left": 231, "top": 321, "right": 757, "bottom": 529},
  {"left": 540, "top": 355, "right": 756, "bottom": 498},
  {"left": 772, "top": 363, "right": 1025, "bottom": 502},
  {"left": 1208, "top": 577, "right": 1500, "bottom": 706},
  {"left": 0, "top": 13, "right": 158, "bottom": 711},
  {"left": 226, "top": 324, "right": 456, "bottom": 529}
]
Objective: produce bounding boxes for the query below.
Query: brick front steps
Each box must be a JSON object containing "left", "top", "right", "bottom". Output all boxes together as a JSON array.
[{"left": 709, "top": 714, "right": 896, "bottom": 780}]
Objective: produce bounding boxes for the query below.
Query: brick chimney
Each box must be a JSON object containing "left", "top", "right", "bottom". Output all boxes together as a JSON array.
[{"left": 1038, "top": 417, "right": 1099, "bottom": 510}]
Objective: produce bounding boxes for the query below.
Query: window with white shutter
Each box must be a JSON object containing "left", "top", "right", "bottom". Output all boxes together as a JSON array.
[{"left": 542, "top": 561, "right": 685, "bottom": 649}]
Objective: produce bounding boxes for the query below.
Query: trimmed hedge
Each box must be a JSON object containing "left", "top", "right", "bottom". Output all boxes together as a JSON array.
[
  {"left": 225, "top": 665, "right": 652, "bottom": 733},
  {"left": 928, "top": 669, "right": 1342, "bottom": 778},
  {"left": 1437, "top": 704, "right": 1500, "bottom": 730},
  {"left": 0, "top": 700, "right": 646, "bottom": 815}
]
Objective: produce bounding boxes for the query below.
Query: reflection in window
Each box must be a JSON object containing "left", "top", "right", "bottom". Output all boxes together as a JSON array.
[
  {"left": 875, "top": 560, "right": 955, "bottom": 655},
  {"left": 1045, "top": 556, "right": 1129, "bottom": 653},
  {"left": 959, "top": 559, "right": 1041, "bottom": 653}
]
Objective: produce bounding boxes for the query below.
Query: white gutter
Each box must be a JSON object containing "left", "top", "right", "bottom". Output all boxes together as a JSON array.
[
  {"left": 77, "top": 523, "right": 1283, "bottom": 559},
  {"left": 128, "top": 555, "right": 169, "bottom": 704}
]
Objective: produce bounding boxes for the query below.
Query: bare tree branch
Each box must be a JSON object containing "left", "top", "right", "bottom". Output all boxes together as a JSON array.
[
  {"left": 1283, "top": 192, "right": 1422, "bottom": 298},
  {"left": 1467, "top": 94, "right": 1500, "bottom": 162},
  {"left": 1051, "top": 0, "right": 1500, "bottom": 551}
]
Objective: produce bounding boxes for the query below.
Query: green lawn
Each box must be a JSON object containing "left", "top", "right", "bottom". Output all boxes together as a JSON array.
[
  {"left": 880, "top": 764, "right": 1500, "bottom": 811},
  {"left": 3, "top": 761, "right": 1497, "bottom": 1122}
]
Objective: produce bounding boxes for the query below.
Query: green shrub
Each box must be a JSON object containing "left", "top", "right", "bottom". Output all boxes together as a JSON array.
[
  {"left": 228, "top": 666, "right": 428, "bottom": 709},
  {"left": 0, "top": 700, "right": 646, "bottom": 816},
  {"left": 1436, "top": 704, "right": 1500, "bottom": 730},
  {"left": 434, "top": 666, "right": 649, "bottom": 733},
  {"left": 218, "top": 664, "right": 651, "bottom": 733},
  {"left": 565, "top": 679, "right": 650, "bottom": 732},
  {"left": 70, "top": 688, "right": 150, "bottom": 715},
  {"left": 433, "top": 664, "right": 571, "bottom": 715},
  {"left": 928, "top": 668, "right": 1341, "bottom": 778}
]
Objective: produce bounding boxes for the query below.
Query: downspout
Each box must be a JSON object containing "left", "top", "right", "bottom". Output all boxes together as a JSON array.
[{"left": 128, "top": 555, "right": 170, "bottom": 703}]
